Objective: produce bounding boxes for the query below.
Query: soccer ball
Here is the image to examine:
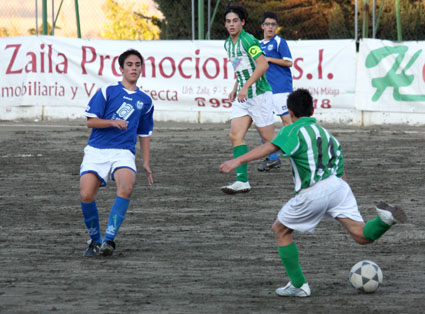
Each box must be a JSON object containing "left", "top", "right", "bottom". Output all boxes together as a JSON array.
[{"left": 349, "top": 260, "right": 383, "bottom": 293}]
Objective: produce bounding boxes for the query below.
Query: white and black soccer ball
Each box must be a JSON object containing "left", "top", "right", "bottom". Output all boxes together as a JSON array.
[{"left": 349, "top": 260, "right": 383, "bottom": 293}]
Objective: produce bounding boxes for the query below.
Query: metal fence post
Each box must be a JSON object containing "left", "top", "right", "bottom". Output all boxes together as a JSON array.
[
  {"left": 198, "top": 0, "right": 204, "bottom": 39},
  {"left": 42, "top": 0, "right": 47, "bottom": 35},
  {"left": 395, "top": 0, "right": 402, "bottom": 40},
  {"left": 74, "top": 0, "right": 81, "bottom": 38}
]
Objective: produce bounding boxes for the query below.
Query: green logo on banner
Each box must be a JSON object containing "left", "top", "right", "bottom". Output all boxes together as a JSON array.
[{"left": 366, "top": 46, "right": 425, "bottom": 101}]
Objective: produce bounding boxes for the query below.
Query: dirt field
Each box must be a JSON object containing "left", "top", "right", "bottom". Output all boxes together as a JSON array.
[{"left": 1, "top": 119, "right": 424, "bottom": 314}]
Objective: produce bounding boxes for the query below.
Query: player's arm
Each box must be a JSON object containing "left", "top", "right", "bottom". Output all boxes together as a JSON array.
[
  {"left": 228, "top": 81, "right": 238, "bottom": 102},
  {"left": 220, "top": 142, "right": 279, "bottom": 173},
  {"left": 139, "top": 136, "right": 153, "bottom": 185},
  {"left": 86, "top": 117, "right": 128, "bottom": 130},
  {"left": 266, "top": 57, "right": 292, "bottom": 67},
  {"left": 238, "top": 54, "right": 269, "bottom": 102}
]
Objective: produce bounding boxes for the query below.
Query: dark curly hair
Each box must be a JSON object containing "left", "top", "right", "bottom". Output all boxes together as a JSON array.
[{"left": 287, "top": 89, "right": 314, "bottom": 118}]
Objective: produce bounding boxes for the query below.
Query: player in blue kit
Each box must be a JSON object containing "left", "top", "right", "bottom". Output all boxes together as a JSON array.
[
  {"left": 257, "top": 12, "right": 294, "bottom": 172},
  {"left": 79, "top": 49, "right": 154, "bottom": 257}
]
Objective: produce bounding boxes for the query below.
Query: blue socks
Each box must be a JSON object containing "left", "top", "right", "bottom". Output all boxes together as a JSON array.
[
  {"left": 81, "top": 201, "right": 102, "bottom": 243},
  {"left": 261, "top": 138, "right": 279, "bottom": 161},
  {"left": 104, "top": 196, "right": 130, "bottom": 242}
]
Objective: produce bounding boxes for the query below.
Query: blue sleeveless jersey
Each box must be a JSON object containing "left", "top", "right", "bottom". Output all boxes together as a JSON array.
[
  {"left": 84, "top": 81, "right": 154, "bottom": 154},
  {"left": 260, "top": 34, "right": 293, "bottom": 93}
]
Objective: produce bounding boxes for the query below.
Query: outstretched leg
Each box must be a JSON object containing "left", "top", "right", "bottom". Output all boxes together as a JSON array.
[{"left": 338, "top": 201, "right": 407, "bottom": 243}]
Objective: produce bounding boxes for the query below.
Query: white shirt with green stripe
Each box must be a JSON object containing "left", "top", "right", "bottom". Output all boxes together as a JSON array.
[
  {"left": 271, "top": 117, "right": 344, "bottom": 194},
  {"left": 224, "top": 29, "right": 272, "bottom": 99}
]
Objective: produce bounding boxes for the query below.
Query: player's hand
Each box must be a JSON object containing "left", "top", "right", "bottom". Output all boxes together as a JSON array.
[
  {"left": 228, "top": 90, "right": 236, "bottom": 102},
  {"left": 111, "top": 120, "right": 128, "bottom": 130},
  {"left": 237, "top": 87, "right": 248, "bottom": 102},
  {"left": 143, "top": 165, "right": 153, "bottom": 185},
  {"left": 219, "top": 159, "right": 240, "bottom": 173}
]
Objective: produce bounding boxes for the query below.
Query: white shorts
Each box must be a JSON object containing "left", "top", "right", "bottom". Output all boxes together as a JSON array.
[
  {"left": 230, "top": 91, "right": 275, "bottom": 127},
  {"left": 272, "top": 92, "right": 290, "bottom": 116},
  {"left": 80, "top": 145, "right": 136, "bottom": 187},
  {"left": 277, "top": 175, "right": 364, "bottom": 233}
]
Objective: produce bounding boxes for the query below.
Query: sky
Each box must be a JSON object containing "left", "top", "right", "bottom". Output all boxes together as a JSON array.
[{"left": 0, "top": 0, "right": 162, "bottom": 38}]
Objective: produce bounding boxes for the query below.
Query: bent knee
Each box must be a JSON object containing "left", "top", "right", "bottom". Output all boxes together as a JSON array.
[{"left": 272, "top": 220, "right": 290, "bottom": 235}]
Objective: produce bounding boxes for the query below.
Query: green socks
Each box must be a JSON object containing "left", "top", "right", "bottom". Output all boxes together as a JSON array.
[
  {"left": 363, "top": 216, "right": 392, "bottom": 241},
  {"left": 233, "top": 144, "right": 248, "bottom": 182},
  {"left": 278, "top": 242, "right": 306, "bottom": 288}
]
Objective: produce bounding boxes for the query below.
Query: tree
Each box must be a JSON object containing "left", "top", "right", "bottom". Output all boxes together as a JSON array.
[
  {"left": 152, "top": 0, "right": 425, "bottom": 40},
  {"left": 0, "top": 27, "right": 10, "bottom": 37},
  {"left": 101, "top": 0, "right": 161, "bottom": 40},
  {"left": 153, "top": 0, "right": 193, "bottom": 39},
  {"left": 28, "top": 22, "right": 61, "bottom": 36}
]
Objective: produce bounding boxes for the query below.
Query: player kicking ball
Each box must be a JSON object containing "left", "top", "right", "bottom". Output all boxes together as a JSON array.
[
  {"left": 220, "top": 89, "right": 407, "bottom": 297},
  {"left": 79, "top": 49, "right": 154, "bottom": 257}
]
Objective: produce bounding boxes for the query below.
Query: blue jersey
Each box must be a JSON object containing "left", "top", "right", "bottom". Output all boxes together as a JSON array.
[
  {"left": 260, "top": 35, "right": 293, "bottom": 93},
  {"left": 84, "top": 81, "right": 154, "bottom": 154}
]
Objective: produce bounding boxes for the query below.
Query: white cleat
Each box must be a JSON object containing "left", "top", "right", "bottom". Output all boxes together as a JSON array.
[
  {"left": 221, "top": 181, "right": 251, "bottom": 194},
  {"left": 276, "top": 282, "right": 311, "bottom": 297},
  {"left": 376, "top": 201, "right": 407, "bottom": 225}
]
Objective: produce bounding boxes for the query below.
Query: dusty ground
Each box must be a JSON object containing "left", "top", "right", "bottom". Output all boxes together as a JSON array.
[{"left": 0, "top": 119, "right": 424, "bottom": 314}]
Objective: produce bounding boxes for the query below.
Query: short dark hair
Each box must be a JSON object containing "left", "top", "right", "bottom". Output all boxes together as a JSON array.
[
  {"left": 262, "top": 12, "right": 278, "bottom": 24},
  {"left": 287, "top": 89, "right": 314, "bottom": 118},
  {"left": 118, "top": 49, "right": 144, "bottom": 68},
  {"left": 224, "top": 4, "right": 248, "bottom": 24}
]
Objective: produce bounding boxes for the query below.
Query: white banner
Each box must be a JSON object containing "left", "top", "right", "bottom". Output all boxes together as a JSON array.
[
  {"left": 356, "top": 38, "right": 425, "bottom": 112},
  {"left": 290, "top": 39, "right": 356, "bottom": 111},
  {"left": 0, "top": 36, "right": 356, "bottom": 119}
]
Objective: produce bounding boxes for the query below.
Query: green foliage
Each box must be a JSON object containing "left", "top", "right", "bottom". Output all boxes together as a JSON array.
[
  {"left": 152, "top": 0, "right": 193, "bottom": 39},
  {"left": 27, "top": 22, "right": 60, "bottom": 36},
  {"left": 374, "top": 0, "right": 425, "bottom": 40},
  {"left": 102, "top": 0, "right": 161, "bottom": 40},
  {"left": 152, "top": 0, "right": 425, "bottom": 40},
  {"left": 0, "top": 27, "right": 10, "bottom": 37},
  {"left": 328, "top": 2, "right": 353, "bottom": 39}
]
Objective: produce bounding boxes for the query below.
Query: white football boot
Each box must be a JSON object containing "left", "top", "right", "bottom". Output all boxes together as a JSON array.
[
  {"left": 221, "top": 181, "right": 251, "bottom": 194},
  {"left": 376, "top": 201, "right": 407, "bottom": 225},
  {"left": 276, "top": 282, "right": 311, "bottom": 297}
]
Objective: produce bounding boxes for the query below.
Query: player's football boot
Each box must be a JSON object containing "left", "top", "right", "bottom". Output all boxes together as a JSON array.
[
  {"left": 221, "top": 181, "right": 251, "bottom": 194},
  {"left": 100, "top": 240, "right": 116, "bottom": 256},
  {"left": 376, "top": 201, "right": 407, "bottom": 225},
  {"left": 257, "top": 158, "right": 281, "bottom": 171},
  {"left": 83, "top": 240, "right": 101, "bottom": 257},
  {"left": 275, "top": 282, "right": 311, "bottom": 297}
]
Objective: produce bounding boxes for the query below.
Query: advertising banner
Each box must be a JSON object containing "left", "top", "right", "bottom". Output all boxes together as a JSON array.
[
  {"left": 0, "top": 36, "right": 356, "bottom": 119},
  {"left": 356, "top": 38, "right": 425, "bottom": 113}
]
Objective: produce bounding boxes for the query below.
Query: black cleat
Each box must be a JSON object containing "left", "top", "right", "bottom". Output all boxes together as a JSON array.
[
  {"left": 100, "top": 240, "right": 116, "bottom": 256},
  {"left": 257, "top": 158, "right": 281, "bottom": 171},
  {"left": 83, "top": 240, "right": 101, "bottom": 257}
]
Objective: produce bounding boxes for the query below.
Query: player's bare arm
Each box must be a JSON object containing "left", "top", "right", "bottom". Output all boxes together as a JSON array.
[
  {"left": 220, "top": 142, "right": 279, "bottom": 173},
  {"left": 140, "top": 136, "right": 153, "bottom": 185},
  {"left": 266, "top": 57, "right": 292, "bottom": 67},
  {"left": 228, "top": 81, "right": 238, "bottom": 101},
  {"left": 86, "top": 117, "right": 128, "bottom": 130},
  {"left": 237, "top": 54, "right": 269, "bottom": 102}
]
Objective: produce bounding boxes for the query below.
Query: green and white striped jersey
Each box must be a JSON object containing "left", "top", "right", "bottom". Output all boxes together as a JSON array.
[
  {"left": 224, "top": 29, "right": 272, "bottom": 98},
  {"left": 272, "top": 117, "right": 344, "bottom": 194}
]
